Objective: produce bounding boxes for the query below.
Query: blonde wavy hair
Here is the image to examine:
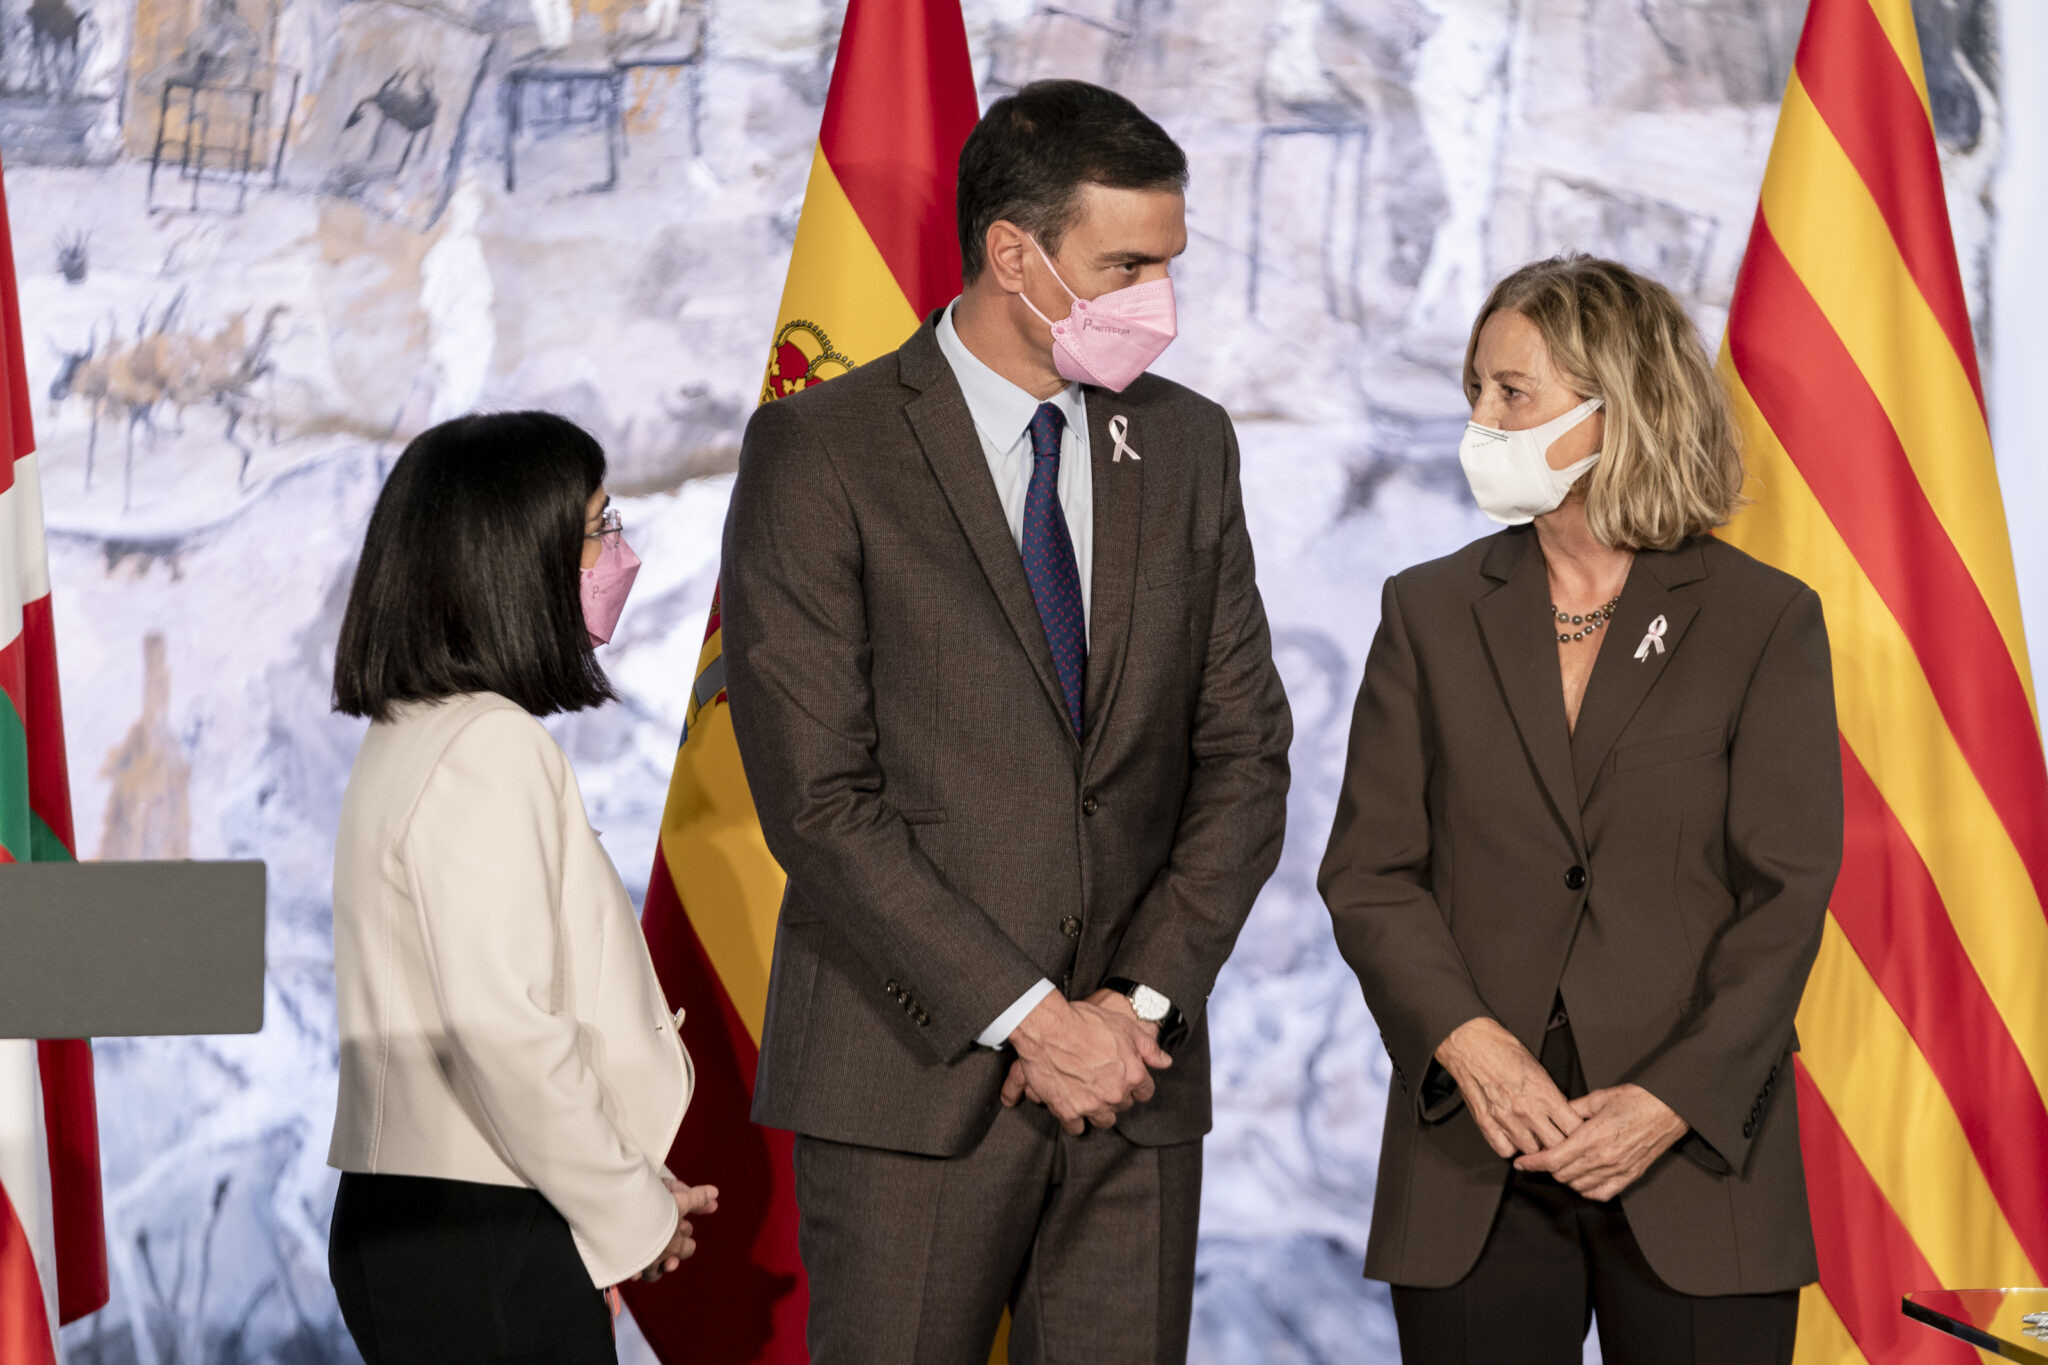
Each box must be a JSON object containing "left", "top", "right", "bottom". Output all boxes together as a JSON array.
[{"left": 1464, "top": 255, "right": 1744, "bottom": 551}]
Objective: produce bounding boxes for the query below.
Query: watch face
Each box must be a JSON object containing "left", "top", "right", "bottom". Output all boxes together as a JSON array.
[{"left": 1130, "top": 984, "right": 1171, "bottom": 1023}]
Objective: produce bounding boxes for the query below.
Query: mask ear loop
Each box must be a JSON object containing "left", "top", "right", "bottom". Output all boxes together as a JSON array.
[
  {"left": 1540, "top": 397, "right": 1606, "bottom": 478},
  {"left": 1018, "top": 235, "right": 1082, "bottom": 331},
  {"left": 1533, "top": 396, "right": 1604, "bottom": 450}
]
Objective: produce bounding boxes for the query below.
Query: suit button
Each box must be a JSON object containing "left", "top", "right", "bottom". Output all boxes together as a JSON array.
[
  {"left": 1564, "top": 866, "right": 1587, "bottom": 891},
  {"left": 1060, "top": 916, "right": 1082, "bottom": 938},
  {"left": 914, "top": 1010, "right": 929, "bottom": 1027},
  {"left": 1743, "top": 1120, "right": 1756, "bottom": 1139},
  {"left": 885, "top": 980, "right": 901, "bottom": 998},
  {"left": 1082, "top": 794, "right": 1099, "bottom": 817}
]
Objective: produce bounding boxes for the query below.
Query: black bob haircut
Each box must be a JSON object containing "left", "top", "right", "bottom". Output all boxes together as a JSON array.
[
  {"left": 956, "top": 79, "right": 1188, "bottom": 284},
  {"left": 333, "top": 410, "right": 617, "bottom": 722}
]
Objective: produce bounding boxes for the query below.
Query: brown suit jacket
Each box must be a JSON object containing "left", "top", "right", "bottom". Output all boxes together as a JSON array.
[
  {"left": 721, "top": 317, "right": 1292, "bottom": 1156},
  {"left": 1318, "top": 526, "right": 1842, "bottom": 1296}
]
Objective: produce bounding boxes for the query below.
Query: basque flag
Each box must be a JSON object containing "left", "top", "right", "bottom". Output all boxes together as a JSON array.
[{"left": 0, "top": 153, "right": 110, "bottom": 1361}]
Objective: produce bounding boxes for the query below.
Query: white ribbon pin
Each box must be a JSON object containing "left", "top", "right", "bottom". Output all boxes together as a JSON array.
[
  {"left": 1109, "top": 414, "right": 1140, "bottom": 462},
  {"left": 1634, "top": 614, "right": 1668, "bottom": 662}
]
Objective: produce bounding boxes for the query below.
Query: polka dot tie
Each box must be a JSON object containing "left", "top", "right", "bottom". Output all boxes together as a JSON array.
[{"left": 1022, "top": 402, "right": 1086, "bottom": 734}]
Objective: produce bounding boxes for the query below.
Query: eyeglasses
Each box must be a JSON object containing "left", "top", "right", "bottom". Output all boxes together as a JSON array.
[{"left": 585, "top": 506, "right": 623, "bottom": 545}]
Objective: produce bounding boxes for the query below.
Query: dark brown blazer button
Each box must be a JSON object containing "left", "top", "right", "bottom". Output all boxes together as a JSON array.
[
  {"left": 1060, "top": 916, "right": 1082, "bottom": 938},
  {"left": 1082, "top": 794, "right": 1099, "bottom": 817},
  {"left": 915, "top": 1010, "right": 929, "bottom": 1026},
  {"left": 1744, "top": 1119, "right": 1757, "bottom": 1139},
  {"left": 1564, "top": 866, "right": 1588, "bottom": 890},
  {"left": 885, "top": 980, "right": 900, "bottom": 997}
]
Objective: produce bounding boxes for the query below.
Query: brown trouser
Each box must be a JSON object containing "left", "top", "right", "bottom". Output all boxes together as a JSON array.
[
  {"left": 794, "top": 1101, "right": 1202, "bottom": 1365},
  {"left": 1391, "top": 1016, "right": 1799, "bottom": 1364}
]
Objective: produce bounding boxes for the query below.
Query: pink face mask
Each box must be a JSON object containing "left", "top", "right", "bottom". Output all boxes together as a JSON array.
[
  {"left": 580, "top": 534, "right": 641, "bottom": 646},
  {"left": 1019, "top": 236, "right": 1178, "bottom": 392}
]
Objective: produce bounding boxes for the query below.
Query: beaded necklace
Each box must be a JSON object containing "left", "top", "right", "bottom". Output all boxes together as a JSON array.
[{"left": 1553, "top": 596, "right": 1621, "bottom": 644}]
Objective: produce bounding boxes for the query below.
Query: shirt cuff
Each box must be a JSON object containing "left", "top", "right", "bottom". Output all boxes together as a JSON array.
[{"left": 977, "top": 979, "right": 1057, "bottom": 1049}]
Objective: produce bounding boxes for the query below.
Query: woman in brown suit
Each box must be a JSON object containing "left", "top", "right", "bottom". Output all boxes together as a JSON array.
[{"left": 1319, "top": 255, "right": 1843, "bottom": 1364}]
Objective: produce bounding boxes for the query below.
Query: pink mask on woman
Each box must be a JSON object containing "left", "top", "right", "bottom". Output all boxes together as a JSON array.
[
  {"left": 580, "top": 536, "right": 641, "bottom": 646},
  {"left": 1019, "top": 236, "right": 1178, "bottom": 392}
]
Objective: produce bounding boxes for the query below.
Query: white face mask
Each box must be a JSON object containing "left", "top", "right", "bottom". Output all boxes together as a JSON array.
[{"left": 1457, "top": 397, "right": 1604, "bottom": 525}]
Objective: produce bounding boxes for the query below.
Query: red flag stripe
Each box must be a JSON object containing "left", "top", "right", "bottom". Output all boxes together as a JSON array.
[
  {"left": 1832, "top": 738, "right": 2048, "bottom": 1276},
  {"left": 1796, "top": 1063, "right": 1978, "bottom": 1364},
  {"left": 34, "top": 1041, "right": 101, "bottom": 1324},
  {"left": 625, "top": 850, "right": 808, "bottom": 1364},
  {"left": 0, "top": 632, "right": 23, "bottom": 743},
  {"left": 0, "top": 1180, "right": 56, "bottom": 1365},
  {"left": 0, "top": 179, "right": 31, "bottom": 467},
  {"left": 816, "top": 0, "right": 979, "bottom": 318},
  {"left": 1727, "top": 219, "right": 2048, "bottom": 911},
  {"left": 1791, "top": 0, "right": 1985, "bottom": 412}
]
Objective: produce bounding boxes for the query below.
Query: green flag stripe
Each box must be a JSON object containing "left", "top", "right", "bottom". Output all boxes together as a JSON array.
[
  {"left": 31, "top": 811, "right": 74, "bottom": 863},
  {"left": 0, "top": 686, "right": 28, "bottom": 863}
]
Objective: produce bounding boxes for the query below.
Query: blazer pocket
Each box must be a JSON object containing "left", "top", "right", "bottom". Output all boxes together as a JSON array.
[
  {"left": 1612, "top": 724, "right": 1725, "bottom": 774},
  {"left": 1142, "top": 547, "right": 1217, "bottom": 590},
  {"left": 897, "top": 807, "right": 948, "bottom": 826}
]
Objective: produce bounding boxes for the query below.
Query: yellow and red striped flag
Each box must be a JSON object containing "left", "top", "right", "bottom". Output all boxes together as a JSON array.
[
  {"left": 1719, "top": 0, "right": 2048, "bottom": 1359},
  {"left": 619, "top": 2, "right": 979, "bottom": 1359},
  {"left": 0, "top": 157, "right": 109, "bottom": 1359}
]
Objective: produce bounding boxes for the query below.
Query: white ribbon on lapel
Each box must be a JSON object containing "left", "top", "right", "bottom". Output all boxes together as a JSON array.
[
  {"left": 1634, "top": 614, "right": 1668, "bottom": 662},
  {"left": 1108, "top": 414, "right": 1140, "bottom": 462}
]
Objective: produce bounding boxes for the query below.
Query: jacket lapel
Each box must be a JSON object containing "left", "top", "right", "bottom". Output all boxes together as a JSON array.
[
  {"left": 1081, "top": 388, "right": 1143, "bottom": 748},
  {"left": 1568, "top": 540, "right": 1706, "bottom": 801},
  {"left": 1472, "top": 530, "right": 1585, "bottom": 851},
  {"left": 898, "top": 324, "right": 1076, "bottom": 742}
]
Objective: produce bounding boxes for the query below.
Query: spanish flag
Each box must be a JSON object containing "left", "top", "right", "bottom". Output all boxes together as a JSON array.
[
  {"left": 620, "top": 2, "right": 979, "bottom": 1359},
  {"left": 1718, "top": 0, "right": 2048, "bottom": 1359},
  {"left": 0, "top": 157, "right": 110, "bottom": 1360}
]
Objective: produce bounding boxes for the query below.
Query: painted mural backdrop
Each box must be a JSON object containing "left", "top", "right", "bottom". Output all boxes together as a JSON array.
[{"left": 0, "top": 0, "right": 2005, "bottom": 1360}]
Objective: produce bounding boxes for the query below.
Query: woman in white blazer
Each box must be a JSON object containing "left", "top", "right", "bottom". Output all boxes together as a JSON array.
[{"left": 326, "top": 411, "right": 714, "bottom": 1362}]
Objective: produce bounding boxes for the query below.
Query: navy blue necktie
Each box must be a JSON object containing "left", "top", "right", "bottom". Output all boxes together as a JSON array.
[{"left": 1021, "top": 402, "right": 1086, "bottom": 734}]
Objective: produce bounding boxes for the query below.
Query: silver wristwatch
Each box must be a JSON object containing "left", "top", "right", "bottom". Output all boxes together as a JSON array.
[
  {"left": 1124, "top": 982, "right": 1172, "bottom": 1025},
  {"left": 1102, "top": 976, "right": 1187, "bottom": 1050}
]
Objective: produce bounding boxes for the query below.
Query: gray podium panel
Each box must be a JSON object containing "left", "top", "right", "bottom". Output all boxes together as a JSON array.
[{"left": 0, "top": 862, "right": 266, "bottom": 1038}]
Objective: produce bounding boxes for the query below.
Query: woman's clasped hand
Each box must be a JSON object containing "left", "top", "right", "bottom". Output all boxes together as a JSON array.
[{"left": 641, "top": 1180, "right": 720, "bottom": 1282}]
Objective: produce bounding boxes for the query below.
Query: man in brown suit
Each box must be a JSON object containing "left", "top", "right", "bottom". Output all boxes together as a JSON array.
[{"left": 720, "top": 81, "right": 1291, "bottom": 1364}]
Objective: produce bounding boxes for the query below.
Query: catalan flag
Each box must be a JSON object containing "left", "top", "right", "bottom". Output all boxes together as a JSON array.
[
  {"left": 0, "top": 159, "right": 110, "bottom": 1360},
  {"left": 619, "top": 2, "right": 979, "bottom": 1359},
  {"left": 1717, "top": 1, "right": 2048, "bottom": 1359}
]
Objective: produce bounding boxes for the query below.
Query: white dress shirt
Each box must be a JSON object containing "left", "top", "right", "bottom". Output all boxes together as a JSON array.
[{"left": 934, "top": 300, "right": 1084, "bottom": 1046}]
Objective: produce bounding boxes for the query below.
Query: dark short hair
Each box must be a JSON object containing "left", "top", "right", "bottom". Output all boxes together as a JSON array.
[
  {"left": 956, "top": 79, "right": 1188, "bottom": 284},
  {"left": 333, "top": 411, "right": 617, "bottom": 722}
]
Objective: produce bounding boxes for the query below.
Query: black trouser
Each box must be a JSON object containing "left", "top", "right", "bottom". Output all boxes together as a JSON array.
[
  {"left": 1391, "top": 1016, "right": 1799, "bottom": 1365},
  {"left": 330, "top": 1172, "right": 616, "bottom": 1364}
]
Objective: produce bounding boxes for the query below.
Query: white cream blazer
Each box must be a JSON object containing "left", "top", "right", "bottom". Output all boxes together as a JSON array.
[{"left": 328, "top": 691, "right": 693, "bottom": 1288}]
